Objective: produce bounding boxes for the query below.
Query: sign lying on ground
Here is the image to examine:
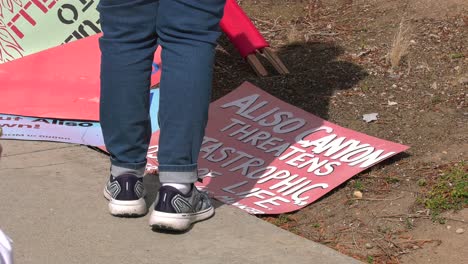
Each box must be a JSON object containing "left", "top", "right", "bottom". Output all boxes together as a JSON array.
[
  {"left": 146, "top": 82, "right": 409, "bottom": 214},
  {"left": 0, "top": 35, "right": 162, "bottom": 121},
  {"left": 0, "top": 90, "right": 160, "bottom": 145},
  {"left": 0, "top": 114, "right": 103, "bottom": 146},
  {"left": 0, "top": 81, "right": 408, "bottom": 215}
]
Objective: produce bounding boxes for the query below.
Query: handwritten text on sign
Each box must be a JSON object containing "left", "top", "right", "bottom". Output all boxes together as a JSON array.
[{"left": 146, "top": 82, "right": 408, "bottom": 214}]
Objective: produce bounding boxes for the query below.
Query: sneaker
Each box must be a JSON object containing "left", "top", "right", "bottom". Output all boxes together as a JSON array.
[
  {"left": 103, "top": 174, "right": 147, "bottom": 216},
  {"left": 149, "top": 185, "right": 214, "bottom": 231}
]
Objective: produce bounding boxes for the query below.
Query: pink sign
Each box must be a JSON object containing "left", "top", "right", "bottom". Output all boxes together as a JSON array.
[
  {"left": 0, "top": 35, "right": 161, "bottom": 121},
  {"left": 146, "top": 82, "right": 409, "bottom": 214}
]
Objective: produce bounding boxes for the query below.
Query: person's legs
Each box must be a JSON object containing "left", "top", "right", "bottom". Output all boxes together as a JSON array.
[
  {"left": 156, "top": 0, "right": 225, "bottom": 183},
  {"left": 98, "top": 0, "right": 158, "bottom": 216},
  {"left": 149, "top": 0, "right": 226, "bottom": 230}
]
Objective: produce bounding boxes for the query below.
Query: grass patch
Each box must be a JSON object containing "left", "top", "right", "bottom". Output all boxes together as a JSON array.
[
  {"left": 274, "top": 214, "right": 293, "bottom": 226},
  {"left": 385, "top": 177, "right": 400, "bottom": 184},
  {"left": 360, "top": 84, "right": 370, "bottom": 92},
  {"left": 450, "top": 53, "right": 464, "bottom": 59},
  {"left": 377, "top": 225, "right": 391, "bottom": 234},
  {"left": 431, "top": 95, "right": 443, "bottom": 105},
  {"left": 420, "top": 162, "right": 467, "bottom": 222},
  {"left": 417, "top": 178, "right": 427, "bottom": 186},
  {"left": 404, "top": 217, "right": 414, "bottom": 230},
  {"left": 311, "top": 223, "right": 321, "bottom": 228},
  {"left": 353, "top": 180, "right": 365, "bottom": 191}
]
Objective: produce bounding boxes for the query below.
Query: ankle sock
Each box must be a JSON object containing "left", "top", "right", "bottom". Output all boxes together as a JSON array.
[
  {"left": 162, "top": 183, "right": 191, "bottom": 195},
  {"left": 111, "top": 165, "right": 145, "bottom": 178}
]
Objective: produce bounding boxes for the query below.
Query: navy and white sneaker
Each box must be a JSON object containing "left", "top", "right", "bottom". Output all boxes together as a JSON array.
[
  {"left": 103, "top": 174, "right": 147, "bottom": 216},
  {"left": 149, "top": 185, "right": 214, "bottom": 231}
]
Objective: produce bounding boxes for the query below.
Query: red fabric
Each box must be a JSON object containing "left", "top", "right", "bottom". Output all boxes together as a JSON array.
[{"left": 220, "top": 0, "right": 269, "bottom": 58}]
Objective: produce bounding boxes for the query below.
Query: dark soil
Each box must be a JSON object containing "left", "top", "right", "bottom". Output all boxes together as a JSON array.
[{"left": 212, "top": 1, "right": 467, "bottom": 263}]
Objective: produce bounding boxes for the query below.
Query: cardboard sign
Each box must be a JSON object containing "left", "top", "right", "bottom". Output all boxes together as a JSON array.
[
  {"left": 0, "top": 89, "right": 160, "bottom": 145},
  {"left": 0, "top": 35, "right": 162, "bottom": 120},
  {"left": 0, "top": 1, "right": 162, "bottom": 121},
  {"left": 146, "top": 82, "right": 409, "bottom": 214},
  {"left": 0, "top": 0, "right": 101, "bottom": 63},
  {"left": 0, "top": 114, "right": 103, "bottom": 145},
  {"left": 0, "top": 0, "right": 263, "bottom": 121},
  {"left": 0, "top": 0, "right": 265, "bottom": 63}
]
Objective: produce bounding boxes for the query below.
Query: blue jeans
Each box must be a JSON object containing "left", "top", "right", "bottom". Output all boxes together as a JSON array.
[{"left": 98, "top": 0, "right": 225, "bottom": 183}]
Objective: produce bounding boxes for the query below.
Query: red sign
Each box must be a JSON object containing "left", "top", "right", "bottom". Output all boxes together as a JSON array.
[
  {"left": 0, "top": 35, "right": 161, "bottom": 120},
  {"left": 146, "top": 82, "right": 409, "bottom": 214}
]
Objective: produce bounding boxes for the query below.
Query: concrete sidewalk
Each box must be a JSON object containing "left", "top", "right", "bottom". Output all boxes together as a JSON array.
[{"left": 0, "top": 140, "right": 362, "bottom": 264}]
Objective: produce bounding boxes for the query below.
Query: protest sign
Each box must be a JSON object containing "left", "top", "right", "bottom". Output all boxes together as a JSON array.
[
  {"left": 0, "top": 89, "right": 160, "bottom": 145},
  {"left": 0, "top": 0, "right": 273, "bottom": 120},
  {"left": 0, "top": 0, "right": 101, "bottom": 63},
  {"left": 0, "top": 0, "right": 269, "bottom": 65},
  {"left": 0, "top": 35, "right": 162, "bottom": 120},
  {"left": 0, "top": 114, "right": 103, "bottom": 145},
  {"left": 0, "top": 1, "right": 161, "bottom": 121},
  {"left": 146, "top": 82, "right": 409, "bottom": 214}
]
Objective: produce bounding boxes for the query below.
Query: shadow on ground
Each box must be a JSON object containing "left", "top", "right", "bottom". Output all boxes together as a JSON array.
[{"left": 213, "top": 35, "right": 368, "bottom": 119}]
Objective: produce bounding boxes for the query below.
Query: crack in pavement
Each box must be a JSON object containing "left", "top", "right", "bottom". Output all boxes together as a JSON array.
[{"left": 1, "top": 145, "right": 79, "bottom": 158}]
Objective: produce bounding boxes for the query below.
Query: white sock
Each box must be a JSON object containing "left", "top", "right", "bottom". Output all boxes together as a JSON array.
[{"left": 163, "top": 183, "right": 191, "bottom": 195}]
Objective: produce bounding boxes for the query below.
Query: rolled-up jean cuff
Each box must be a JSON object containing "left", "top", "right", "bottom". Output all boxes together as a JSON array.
[
  {"left": 158, "top": 163, "right": 198, "bottom": 184},
  {"left": 110, "top": 157, "right": 147, "bottom": 170}
]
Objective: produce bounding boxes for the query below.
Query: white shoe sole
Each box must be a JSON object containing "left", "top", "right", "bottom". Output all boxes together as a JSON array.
[
  {"left": 103, "top": 188, "right": 147, "bottom": 216},
  {"left": 148, "top": 207, "right": 215, "bottom": 231}
]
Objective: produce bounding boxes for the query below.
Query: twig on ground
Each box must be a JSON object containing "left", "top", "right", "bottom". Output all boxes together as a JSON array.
[
  {"left": 398, "top": 239, "right": 441, "bottom": 245},
  {"left": 352, "top": 223, "right": 361, "bottom": 250},
  {"left": 308, "top": 32, "right": 339, "bottom": 36},
  {"left": 378, "top": 214, "right": 466, "bottom": 224},
  {"left": 348, "top": 195, "right": 404, "bottom": 202}
]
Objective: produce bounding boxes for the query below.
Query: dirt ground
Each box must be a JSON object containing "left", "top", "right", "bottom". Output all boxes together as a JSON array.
[{"left": 212, "top": 0, "right": 467, "bottom": 263}]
